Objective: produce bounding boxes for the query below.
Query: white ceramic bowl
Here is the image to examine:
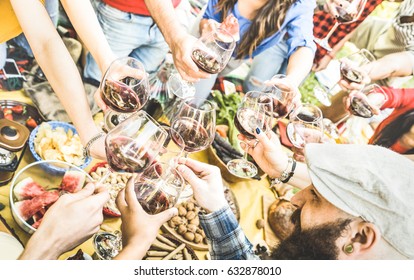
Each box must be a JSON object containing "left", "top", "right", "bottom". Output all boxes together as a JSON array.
[{"left": 9, "top": 160, "right": 93, "bottom": 234}]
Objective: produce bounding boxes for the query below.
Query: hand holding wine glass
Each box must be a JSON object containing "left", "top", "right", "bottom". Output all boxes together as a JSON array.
[
  {"left": 263, "top": 74, "right": 298, "bottom": 119},
  {"left": 170, "top": 97, "right": 216, "bottom": 200},
  {"left": 191, "top": 27, "right": 236, "bottom": 74},
  {"left": 98, "top": 110, "right": 169, "bottom": 184},
  {"left": 287, "top": 104, "right": 324, "bottom": 162},
  {"left": 100, "top": 57, "right": 150, "bottom": 131},
  {"left": 227, "top": 91, "right": 273, "bottom": 178},
  {"left": 346, "top": 84, "right": 387, "bottom": 118},
  {"left": 314, "top": 0, "right": 367, "bottom": 51}
]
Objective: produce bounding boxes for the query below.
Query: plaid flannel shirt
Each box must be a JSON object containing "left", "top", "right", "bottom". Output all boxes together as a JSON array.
[
  {"left": 313, "top": 0, "right": 383, "bottom": 63},
  {"left": 199, "top": 205, "right": 258, "bottom": 260}
]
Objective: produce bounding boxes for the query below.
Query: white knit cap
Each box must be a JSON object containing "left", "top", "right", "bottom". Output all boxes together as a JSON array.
[{"left": 305, "top": 143, "right": 414, "bottom": 259}]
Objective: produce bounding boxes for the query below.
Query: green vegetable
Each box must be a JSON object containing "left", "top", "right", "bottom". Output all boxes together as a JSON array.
[{"left": 211, "top": 90, "right": 242, "bottom": 151}]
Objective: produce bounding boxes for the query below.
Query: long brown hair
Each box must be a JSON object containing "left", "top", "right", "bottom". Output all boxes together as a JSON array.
[{"left": 215, "top": 0, "right": 296, "bottom": 59}]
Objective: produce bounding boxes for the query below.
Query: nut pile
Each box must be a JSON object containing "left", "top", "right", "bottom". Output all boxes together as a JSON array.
[
  {"left": 167, "top": 201, "right": 207, "bottom": 245},
  {"left": 144, "top": 234, "right": 196, "bottom": 260},
  {"left": 90, "top": 163, "right": 132, "bottom": 216}
]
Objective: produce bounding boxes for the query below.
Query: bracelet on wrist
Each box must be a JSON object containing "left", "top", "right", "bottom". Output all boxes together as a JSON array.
[
  {"left": 270, "top": 156, "right": 297, "bottom": 186},
  {"left": 83, "top": 131, "right": 106, "bottom": 159}
]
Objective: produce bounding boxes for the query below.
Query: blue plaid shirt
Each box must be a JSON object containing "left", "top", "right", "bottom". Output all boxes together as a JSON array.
[{"left": 199, "top": 205, "right": 259, "bottom": 260}]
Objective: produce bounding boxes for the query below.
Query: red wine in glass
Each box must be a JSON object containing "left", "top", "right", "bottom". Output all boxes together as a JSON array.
[
  {"left": 349, "top": 97, "right": 373, "bottom": 118},
  {"left": 191, "top": 49, "right": 223, "bottom": 74},
  {"left": 101, "top": 80, "right": 141, "bottom": 113},
  {"left": 106, "top": 136, "right": 153, "bottom": 173},
  {"left": 336, "top": 6, "right": 354, "bottom": 22},
  {"left": 135, "top": 183, "right": 171, "bottom": 215},
  {"left": 171, "top": 117, "right": 210, "bottom": 153},
  {"left": 340, "top": 66, "right": 363, "bottom": 84},
  {"left": 271, "top": 99, "right": 290, "bottom": 119},
  {"left": 233, "top": 109, "right": 258, "bottom": 140}
]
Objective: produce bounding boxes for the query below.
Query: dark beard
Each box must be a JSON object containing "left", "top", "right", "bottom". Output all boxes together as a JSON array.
[{"left": 269, "top": 209, "right": 352, "bottom": 260}]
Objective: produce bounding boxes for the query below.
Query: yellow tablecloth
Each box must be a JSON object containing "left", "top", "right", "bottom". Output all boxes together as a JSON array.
[{"left": 0, "top": 91, "right": 275, "bottom": 260}]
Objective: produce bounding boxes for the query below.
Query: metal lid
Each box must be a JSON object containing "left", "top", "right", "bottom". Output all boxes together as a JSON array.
[{"left": 0, "top": 119, "right": 30, "bottom": 152}]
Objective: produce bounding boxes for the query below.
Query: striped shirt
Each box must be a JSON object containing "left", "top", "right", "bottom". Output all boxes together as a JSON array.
[{"left": 392, "top": 0, "right": 414, "bottom": 51}]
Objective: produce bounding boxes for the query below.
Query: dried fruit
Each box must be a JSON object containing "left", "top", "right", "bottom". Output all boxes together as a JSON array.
[
  {"left": 186, "top": 202, "right": 195, "bottom": 211},
  {"left": 194, "top": 233, "right": 203, "bottom": 244},
  {"left": 187, "top": 224, "right": 197, "bottom": 233},
  {"left": 177, "top": 224, "right": 187, "bottom": 235},
  {"left": 185, "top": 210, "right": 196, "bottom": 220},
  {"left": 178, "top": 206, "right": 187, "bottom": 216}
]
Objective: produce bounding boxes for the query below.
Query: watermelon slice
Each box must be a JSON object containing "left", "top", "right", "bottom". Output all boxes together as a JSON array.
[
  {"left": 13, "top": 177, "right": 46, "bottom": 201},
  {"left": 60, "top": 170, "right": 86, "bottom": 193},
  {"left": 14, "top": 191, "right": 59, "bottom": 221}
]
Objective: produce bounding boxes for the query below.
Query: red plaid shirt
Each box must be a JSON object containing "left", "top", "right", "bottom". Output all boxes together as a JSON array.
[{"left": 313, "top": 0, "right": 383, "bottom": 63}]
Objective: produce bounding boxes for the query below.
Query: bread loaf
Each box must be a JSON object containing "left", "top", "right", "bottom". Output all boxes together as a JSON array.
[{"left": 267, "top": 199, "right": 296, "bottom": 240}]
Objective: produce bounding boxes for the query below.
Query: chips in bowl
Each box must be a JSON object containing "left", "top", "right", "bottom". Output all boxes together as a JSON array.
[{"left": 29, "top": 121, "right": 91, "bottom": 171}]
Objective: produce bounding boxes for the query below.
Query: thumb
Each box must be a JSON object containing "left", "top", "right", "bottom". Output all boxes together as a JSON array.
[
  {"left": 177, "top": 164, "right": 201, "bottom": 189},
  {"left": 72, "top": 182, "right": 96, "bottom": 199},
  {"left": 154, "top": 207, "right": 178, "bottom": 225}
]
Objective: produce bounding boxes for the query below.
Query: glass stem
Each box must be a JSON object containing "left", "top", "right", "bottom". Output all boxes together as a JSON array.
[
  {"left": 97, "top": 170, "right": 111, "bottom": 185},
  {"left": 324, "top": 22, "right": 340, "bottom": 43}
]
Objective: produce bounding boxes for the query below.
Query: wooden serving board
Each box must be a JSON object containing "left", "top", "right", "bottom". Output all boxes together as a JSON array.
[
  {"left": 161, "top": 223, "right": 209, "bottom": 251},
  {"left": 161, "top": 181, "right": 240, "bottom": 251}
]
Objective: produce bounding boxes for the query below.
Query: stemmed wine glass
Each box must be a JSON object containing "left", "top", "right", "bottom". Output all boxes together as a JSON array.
[
  {"left": 335, "top": 83, "right": 388, "bottom": 125},
  {"left": 98, "top": 110, "right": 168, "bottom": 183},
  {"left": 164, "top": 73, "right": 196, "bottom": 122},
  {"left": 170, "top": 97, "right": 216, "bottom": 199},
  {"left": 287, "top": 104, "right": 324, "bottom": 161},
  {"left": 191, "top": 27, "right": 236, "bottom": 74},
  {"left": 227, "top": 91, "right": 273, "bottom": 178},
  {"left": 314, "top": 49, "right": 375, "bottom": 106},
  {"left": 100, "top": 57, "right": 150, "bottom": 131},
  {"left": 133, "top": 161, "right": 184, "bottom": 215},
  {"left": 314, "top": 0, "right": 367, "bottom": 51},
  {"left": 262, "top": 74, "right": 296, "bottom": 120}
]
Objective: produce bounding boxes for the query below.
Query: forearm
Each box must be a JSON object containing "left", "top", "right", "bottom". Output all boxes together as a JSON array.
[
  {"left": 363, "top": 51, "right": 414, "bottom": 81},
  {"left": 19, "top": 229, "right": 63, "bottom": 260},
  {"left": 144, "top": 0, "right": 187, "bottom": 47},
  {"left": 286, "top": 47, "right": 314, "bottom": 87},
  {"left": 60, "top": 0, "right": 115, "bottom": 72},
  {"left": 12, "top": 0, "right": 100, "bottom": 145},
  {"left": 114, "top": 239, "right": 151, "bottom": 260}
]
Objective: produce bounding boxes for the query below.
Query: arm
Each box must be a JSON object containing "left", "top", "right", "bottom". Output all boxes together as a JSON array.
[
  {"left": 177, "top": 158, "right": 258, "bottom": 260},
  {"left": 286, "top": 46, "right": 314, "bottom": 87},
  {"left": 19, "top": 183, "right": 109, "bottom": 260},
  {"left": 285, "top": 0, "right": 316, "bottom": 87},
  {"left": 363, "top": 51, "right": 414, "bottom": 81},
  {"left": 239, "top": 129, "right": 312, "bottom": 189},
  {"left": 11, "top": 0, "right": 105, "bottom": 159},
  {"left": 144, "top": 0, "right": 210, "bottom": 82},
  {"left": 59, "top": 0, "right": 115, "bottom": 73}
]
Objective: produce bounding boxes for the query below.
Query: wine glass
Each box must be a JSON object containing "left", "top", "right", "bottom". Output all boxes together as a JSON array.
[
  {"left": 348, "top": 84, "right": 388, "bottom": 118},
  {"left": 170, "top": 97, "right": 216, "bottom": 199},
  {"left": 287, "top": 104, "right": 324, "bottom": 161},
  {"left": 133, "top": 161, "right": 184, "bottom": 215},
  {"left": 314, "top": 49, "right": 375, "bottom": 106},
  {"left": 164, "top": 73, "right": 196, "bottom": 122},
  {"left": 262, "top": 74, "right": 296, "bottom": 120},
  {"left": 100, "top": 57, "right": 150, "bottom": 131},
  {"left": 227, "top": 91, "right": 273, "bottom": 178},
  {"left": 314, "top": 0, "right": 367, "bottom": 51},
  {"left": 98, "top": 110, "right": 168, "bottom": 183},
  {"left": 158, "top": 125, "right": 185, "bottom": 168},
  {"left": 191, "top": 27, "right": 236, "bottom": 74}
]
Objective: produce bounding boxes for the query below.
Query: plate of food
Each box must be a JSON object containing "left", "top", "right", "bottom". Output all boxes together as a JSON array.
[
  {"left": 0, "top": 100, "right": 45, "bottom": 131},
  {"left": 88, "top": 162, "right": 132, "bottom": 217},
  {"left": 143, "top": 234, "right": 199, "bottom": 260},
  {"left": 162, "top": 182, "right": 240, "bottom": 251}
]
